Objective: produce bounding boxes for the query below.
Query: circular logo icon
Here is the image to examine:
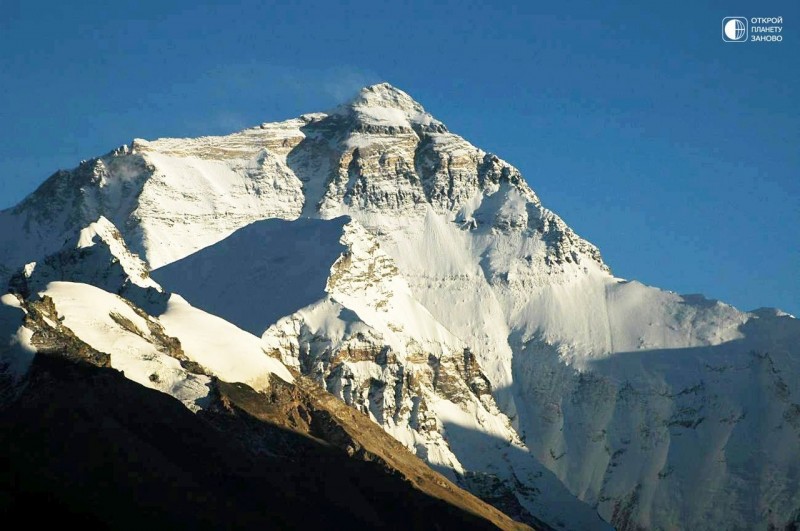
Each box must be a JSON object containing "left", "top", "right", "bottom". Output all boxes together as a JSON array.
[{"left": 724, "top": 19, "right": 746, "bottom": 40}]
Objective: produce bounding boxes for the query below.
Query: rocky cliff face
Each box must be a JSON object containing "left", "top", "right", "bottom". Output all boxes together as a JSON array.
[{"left": 1, "top": 83, "right": 798, "bottom": 530}]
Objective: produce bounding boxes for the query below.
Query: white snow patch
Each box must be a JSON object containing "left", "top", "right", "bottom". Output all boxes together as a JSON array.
[
  {"left": 42, "top": 282, "right": 211, "bottom": 411},
  {"left": 158, "top": 294, "right": 293, "bottom": 389},
  {"left": 1, "top": 293, "right": 22, "bottom": 309}
]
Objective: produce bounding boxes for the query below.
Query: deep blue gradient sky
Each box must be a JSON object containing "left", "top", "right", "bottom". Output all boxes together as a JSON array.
[{"left": 1, "top": 1, "right": 797, "bottom": 314}]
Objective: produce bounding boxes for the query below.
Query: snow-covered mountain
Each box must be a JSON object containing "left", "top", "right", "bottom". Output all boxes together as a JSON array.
[{"left": 1, "top": 83, "right": 798, "bottom": 530}]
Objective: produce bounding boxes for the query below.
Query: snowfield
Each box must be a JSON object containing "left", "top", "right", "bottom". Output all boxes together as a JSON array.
[{"left": 43, "top": 281, "right": 213, "bottom": 412}]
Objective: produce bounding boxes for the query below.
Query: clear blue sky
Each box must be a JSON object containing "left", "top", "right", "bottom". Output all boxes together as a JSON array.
[{"left": 1, "top": 0, "right": 797, "bottom": 315}]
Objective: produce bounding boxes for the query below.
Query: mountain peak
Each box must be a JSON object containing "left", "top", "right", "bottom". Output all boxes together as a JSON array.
[
  {"left": 334, "top": 82, "right": 445, "bottom": 132},
  {"left": 350, "top": 82, "right": 420, "bottom": 109}
]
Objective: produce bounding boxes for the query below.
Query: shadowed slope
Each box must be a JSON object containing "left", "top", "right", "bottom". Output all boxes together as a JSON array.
[
  {"left": 152, "top": 217, "right": 349, "bottom": 334},
  {"left": 0, "top": 353, "right": 531, "bottom": 530}
]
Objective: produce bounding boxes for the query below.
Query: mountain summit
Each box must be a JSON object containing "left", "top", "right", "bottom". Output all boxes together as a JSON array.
[
  {"left": 331, "top": 82, "right": 448, "bottom": 135},
  {"left": 1, "top": 84, "right": 798, "bottom": 530}
]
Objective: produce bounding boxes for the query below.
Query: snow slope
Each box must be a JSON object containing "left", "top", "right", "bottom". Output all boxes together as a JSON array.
[
  {"left": 24, "top": 278, "right": 294, "bottom": 409},
  {"left": 3, "top": 219, "right": 294, "bottom": 410},
  {"left": 43, "top": 281, "right": 212, "bottom": 411},
  {"left": 157, "top": 293, "right": 294, "bottom": 387}
]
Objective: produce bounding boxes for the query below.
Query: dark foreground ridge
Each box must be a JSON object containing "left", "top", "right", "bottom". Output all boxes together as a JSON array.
[{"left": 0, "top": 351, "right": 531, "bottom": 530}]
